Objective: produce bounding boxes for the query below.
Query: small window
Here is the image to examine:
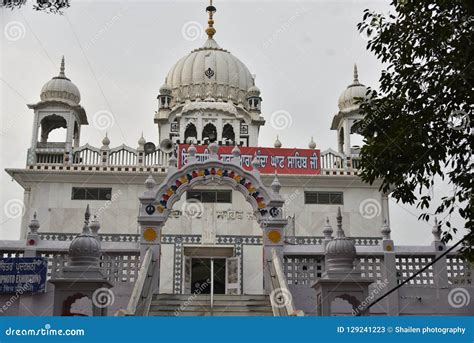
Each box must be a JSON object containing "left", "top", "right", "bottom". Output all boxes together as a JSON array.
[
  {"left": 216, "top": 191, "right": 232, "bottom": 203},
  {"left": 186, "top": 190, "right": 232, "bottom": 203},
  {"left": 201, "top": 191, "right": 216, "bottom": 203},
  {"left": 304, "top": 191, "right": 343, "bottom": 205},
  {"left": 72, "top": 187, "right": 112, "bottom": 200}
]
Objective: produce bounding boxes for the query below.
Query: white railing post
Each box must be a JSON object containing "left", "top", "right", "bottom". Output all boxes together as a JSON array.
[{"left": 126, "top": 248, "right": 153, "bottom": 315}]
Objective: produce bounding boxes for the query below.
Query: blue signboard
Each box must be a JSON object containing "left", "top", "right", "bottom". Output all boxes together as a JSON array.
[{"left": 0, "top": 257, "right": 48, "bottom": 294}]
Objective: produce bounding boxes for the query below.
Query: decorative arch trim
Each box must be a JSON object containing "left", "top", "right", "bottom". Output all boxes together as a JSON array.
[{"left": 141, "top": 156, "right": 285, "bottom": 225}]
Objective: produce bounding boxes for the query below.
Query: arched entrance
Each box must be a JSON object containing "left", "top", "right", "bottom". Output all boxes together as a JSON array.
[{"left": 137, "top": 143, "right": 287, "bottom": 295}]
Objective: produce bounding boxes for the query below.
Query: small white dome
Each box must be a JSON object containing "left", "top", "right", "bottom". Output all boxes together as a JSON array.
[
  {"left": 247, "top": 85, "right": 260, "bottom": 97},
  {"left": 325, "top": 209, "right": 357, "bottom": 272},
  {"left": 274, "top": 136, "right": 282, "bottom": 148},
  {"left": 68, "top": 206, "right": 101, "bottom": 267},
  {"left": 338, "top": 64, "right": 368, "bottom": 113},
  {"left": 159, "top": 83, "right": 172, "bottom": 95},
  {"left": 308, "top": 136, "right": 316, "bottom": 149},
  {"left": 102, "top": 134, "right": 110, "bottom": 147},
  {"left": 138, "top": 134, "right": 146, "bottom": 146},
  {"left": 40, "top": 57, "right": 81, "bottom": 106},
  {"left": 165, "top": 39, "right": 255, "bottom": 105}
]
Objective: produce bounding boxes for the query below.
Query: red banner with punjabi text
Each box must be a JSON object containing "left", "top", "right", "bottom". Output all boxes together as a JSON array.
[{"left": 178, "top": 145, "right": 321, "bottom": 175}]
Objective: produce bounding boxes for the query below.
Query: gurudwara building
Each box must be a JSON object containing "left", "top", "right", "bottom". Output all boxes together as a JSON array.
[{"left": 1, "top": 3, "right": 472, "bottom": 317}]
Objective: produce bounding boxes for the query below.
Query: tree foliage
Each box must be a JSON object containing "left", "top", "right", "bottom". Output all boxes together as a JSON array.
[
  {"left": 357, "top": 0, "right": 473, "bottom": 259},
  {"left": 1, "top": 0, "right": 69, "bottom": 14}
]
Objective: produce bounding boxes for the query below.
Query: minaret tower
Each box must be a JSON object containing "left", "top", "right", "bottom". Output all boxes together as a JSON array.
[
  {"left": 27, "top": 57, "right": 88, "bottom": 165},
  {"left": 331, "top": 64, "right": 368, "bottom": 159}
]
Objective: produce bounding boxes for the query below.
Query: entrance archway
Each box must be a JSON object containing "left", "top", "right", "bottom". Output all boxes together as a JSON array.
[{"left": 137, "top": 143, "right": 287, "bottom": 295}]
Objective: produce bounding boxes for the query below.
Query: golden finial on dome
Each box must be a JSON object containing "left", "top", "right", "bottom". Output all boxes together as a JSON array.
[{"left": 205, "top": 0, "right": 217, "bottom": 39}]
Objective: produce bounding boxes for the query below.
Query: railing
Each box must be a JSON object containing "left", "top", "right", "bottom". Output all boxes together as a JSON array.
[
  {"left": 286, "top": 236, "right": 382, "bottom": 246},
  {"left": 36, "top": 142, "right": 66, "bottom": 149},
  {"left": 39, "top": 232, "right": 140, "bottom": 243},
  {"left": 30, "top": 143, "right": 169, "bottom": 167},
  {"left": 36, "top": 153, "right": 64, "bottom": 164},
  {"left": 28, "top": 143, "right": 358, "bottom": 172},
  {"left": 125, "top": 248, "right": 155, "bottom": 316},
  {"left": 320, "top": 148, "right": 344, "bottom": 169},
  {"left": 268, "top": 249, "right": 302, "bottom": 316},
  {"left": 0, "top": 246, "right": 140, "bottom": 283},
  {"left": 73, "top": 144, "right": 101, "bottom": 165}
]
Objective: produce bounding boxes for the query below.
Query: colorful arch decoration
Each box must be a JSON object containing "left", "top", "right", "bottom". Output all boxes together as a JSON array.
[{"left": 140, "top": 145, "right": 284, "bottom": 225}]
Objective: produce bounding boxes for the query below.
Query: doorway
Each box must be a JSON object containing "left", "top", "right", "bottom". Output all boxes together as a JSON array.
[{"left": 191, "top": 258, "right": 226, "bottom": 294}]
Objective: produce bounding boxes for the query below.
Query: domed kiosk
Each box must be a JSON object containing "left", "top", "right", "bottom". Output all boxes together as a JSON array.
[
  {"left": 50, "top": 206, "right": 113, "bottom": 316},
  {"left": 154, "top": 4, "right": 264, "bottom": 147},
  {"left": 312, "top": 208, "right": 374, "bottom": 316}
]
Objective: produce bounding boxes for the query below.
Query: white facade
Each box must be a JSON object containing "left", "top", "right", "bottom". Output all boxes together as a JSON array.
[
  {"left": 5, "top": 4, "right": 389, "bottom": 301},
  {"left": 1, "top": 3, "right": 472, "bottom": 318}
]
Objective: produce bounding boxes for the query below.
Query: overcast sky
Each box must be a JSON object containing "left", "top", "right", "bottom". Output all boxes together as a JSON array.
[{"left": 0, "top": 0, "right": 465, "bottom": 243}]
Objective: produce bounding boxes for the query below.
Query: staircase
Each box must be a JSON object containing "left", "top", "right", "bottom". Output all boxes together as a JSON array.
[{"left": 148, "top": 294, "right": 273, "bottom": 316}]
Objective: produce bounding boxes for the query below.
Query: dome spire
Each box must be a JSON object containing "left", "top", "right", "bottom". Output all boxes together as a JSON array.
[
  {"left": 353, "top": 63, "right": 358, "bottom": 82},
  {"left": 205, "top": 0, "right": 217, "bottom": 39},
  {"left": 59, "top": 56, "right": 66, "bottom": 78}
]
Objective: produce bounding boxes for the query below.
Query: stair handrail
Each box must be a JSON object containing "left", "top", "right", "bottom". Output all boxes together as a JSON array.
[
  {"left": 268, "top": 248, "right": 303, "bottom": 316},
  {"left": 125, "top": 248, "right": 154, "bottom": 315}
]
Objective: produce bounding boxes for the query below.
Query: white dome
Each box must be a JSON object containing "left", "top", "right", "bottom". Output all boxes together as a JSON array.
[
  {"left": 68, "top": 207, "right": 101, "bottom": 267},
  {"left": 40, "top": 57, "right": 81, "bottom": 106},
  {"left": 338, "top": 64, "right": 368, "bottom": 113},
  {"left": 166, "top": 39, "right": 255, "bottom": 105}
]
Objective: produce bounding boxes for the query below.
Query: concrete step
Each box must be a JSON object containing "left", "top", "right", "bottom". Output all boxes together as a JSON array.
[
  {"left": 148, "top": 294, "right": 273, "bottom": 316},
  {"left": 149, "top": 311, "right": 273, "bottom": 316},
  {"left": 153, "top": 294, "right": 267, "bottom": 301},
  {"left": 150, "top": 304, "right": 273, "bottom": 312},
  {"left": 149, "top": 310, "right": 273, "bottom": 316}
]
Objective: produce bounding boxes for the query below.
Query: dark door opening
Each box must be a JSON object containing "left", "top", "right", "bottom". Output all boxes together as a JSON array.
[{"left": 191, "top": 258, "right": 226, "bottom": 294}]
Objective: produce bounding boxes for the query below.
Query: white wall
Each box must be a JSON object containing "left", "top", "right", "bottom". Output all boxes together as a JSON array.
[{"left": 22, "top": 177, "right": 384, "bottom": 239}]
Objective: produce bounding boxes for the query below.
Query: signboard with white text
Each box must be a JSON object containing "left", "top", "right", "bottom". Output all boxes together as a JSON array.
[
  {"left": 0, "top": 257, "right": 48, "bottom": 294},
  {"left": 178, "top": 145, "right": 321, "bottom": 175}
]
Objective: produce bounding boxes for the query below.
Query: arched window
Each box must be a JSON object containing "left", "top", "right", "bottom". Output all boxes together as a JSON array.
[
  {"left": 202, "top": 123, "right": 217, "bottom": 143},
  {"left": 40, "top": 114, "right": 67, "bottom": 143},
  {"left": 62, "top": 293, "right": 92, "bottom": 316},
  {"left": 184, "top": 123, "right": 197, "bottom": 143},
  {"left": 222, "top": 124, "right": 235, "bottom": 145}
]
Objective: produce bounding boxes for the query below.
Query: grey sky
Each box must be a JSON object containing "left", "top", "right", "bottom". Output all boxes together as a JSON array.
[{"left": 0, "top": 0, "right": 465, "bottom": 243}]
